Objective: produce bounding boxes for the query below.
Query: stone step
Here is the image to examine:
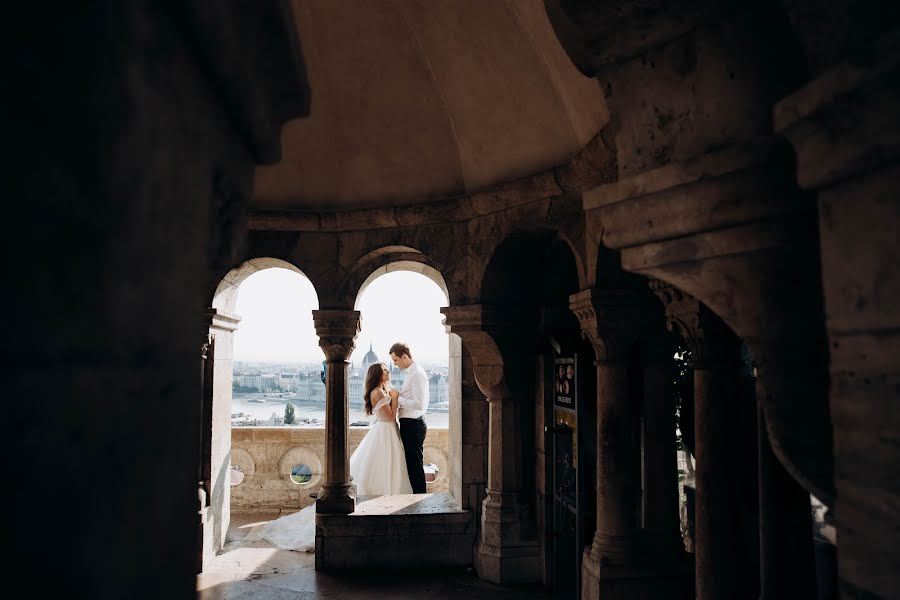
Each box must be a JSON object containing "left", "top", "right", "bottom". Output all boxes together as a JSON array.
[{"left": 316, "top": 493, "right": 476, "bottom": 569}]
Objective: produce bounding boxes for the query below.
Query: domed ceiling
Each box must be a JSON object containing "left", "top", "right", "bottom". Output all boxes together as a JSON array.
[{"left": 252, "top": 0, "right": 608, "bottom": 211}]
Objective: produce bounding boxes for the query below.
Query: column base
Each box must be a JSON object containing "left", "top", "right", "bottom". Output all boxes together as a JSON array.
[
  {"left": 315, "top": 484, "right": 355, "bottom": 515},
  {"left": 582, "top": 548, "right": 694, "bottom": 600},
  {"left": 585, "top": 531, "right": 636, "bottom": 566},
  {"left": 474, "top": 491, "right": 540, "bottom": 583},
  {"left": 474, "top": 538, "right": 540, "bottom": 584}
]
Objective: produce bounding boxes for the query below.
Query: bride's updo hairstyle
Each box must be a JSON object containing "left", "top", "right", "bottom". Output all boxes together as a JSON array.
[{"left": 363, "top": 362, "right": 386, "bottom": 416}]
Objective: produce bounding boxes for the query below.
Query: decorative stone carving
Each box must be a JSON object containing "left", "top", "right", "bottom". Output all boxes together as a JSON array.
[
  {"left": 649, "top": 279, "right": 738, "bottom": 368},
  {"left": 569, "top": 288, "right": 656, "bottom": 361},
  {"left": 312, "top": 309, "right": 361, "bottom": 361}
]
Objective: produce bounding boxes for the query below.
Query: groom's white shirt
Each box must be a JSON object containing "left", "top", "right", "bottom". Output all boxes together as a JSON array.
[{"left": 397, "top": 360, "right": 429, "bottom": 419}]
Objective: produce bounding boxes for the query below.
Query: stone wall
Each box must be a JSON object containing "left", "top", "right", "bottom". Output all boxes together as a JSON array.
[
  {"left": 231, "top": 427, "right": 451, "bottom": 511},
  {"left": 4, "top": 2, "right": 308, "bottom": 596}
]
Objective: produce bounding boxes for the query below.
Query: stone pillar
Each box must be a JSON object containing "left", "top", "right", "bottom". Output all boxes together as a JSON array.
[
  {"left": 582, "top": 137, "right": 834, "bottom": 510},
  {"left": 447, "top": 332, "right": 464, "bottom": 505},
  {"left": 640, "top": 333, "right": 682, "bottom": 557},
  {"left": 570, "top": 289, "right": 643, "bottom": 599},
  {"left": 200, "top": 309, "right": 241, "bottom": 567},
  {"left": 654, "top": 285, "right": 745, "bottom": 600},
  {"left": 758, "top": 401, "right": 817, "bottom": 600},
  {"left": 312, "top": 309, "right": 360, "bottom": 515},
  {"left": 442, "top": 305, "right": 540, "bottom": 584},
  {"left": 591, "top": 358, "right": 636, "bottom": 561},
  {"left": 692, "top": 351, "right": 742, "bottom": 600},
  {"left": 775, "top": 35, "right": 900, "bottom": 599}
]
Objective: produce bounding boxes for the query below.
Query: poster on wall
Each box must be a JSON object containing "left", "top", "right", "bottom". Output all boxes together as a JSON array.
[{"left": 553, "top": 355, "right": 576, "bottom": 413}]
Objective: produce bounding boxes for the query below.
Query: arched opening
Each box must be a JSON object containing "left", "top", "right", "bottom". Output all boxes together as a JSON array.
[
  {"left": 477, "top": 228, "right": 585, "bottom": 587},
  {"left": 648, "top": 273, "right": 831, "bottom": 600},
  {"left": 351, "top": 262, "right": 460, "bottom": 501},
  {"left": 567, "top": 245, "right": 693, "bottom": 599},
  {"left": 201, "top": 257, "right": 320, "bottom": 565}
]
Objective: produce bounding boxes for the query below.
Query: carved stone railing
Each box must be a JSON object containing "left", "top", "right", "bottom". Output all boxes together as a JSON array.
[{"left": 230, "top": 427, "right": 450, "bottom": 511}]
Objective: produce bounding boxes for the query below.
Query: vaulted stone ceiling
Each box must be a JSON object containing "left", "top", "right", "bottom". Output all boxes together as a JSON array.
[{"left": 252, "top": 0, "right": 608, "bottom": 211}]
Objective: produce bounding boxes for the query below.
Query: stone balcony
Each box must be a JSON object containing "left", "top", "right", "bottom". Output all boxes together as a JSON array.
[
  {"left": 230, "top": 426, "right": 474, "bottom": 570},
  {"left": 231, "top": 426, "right": 451, "bottom": 511}
]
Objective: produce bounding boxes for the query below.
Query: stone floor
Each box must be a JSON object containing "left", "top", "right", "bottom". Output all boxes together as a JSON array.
[{"left": 197, "top": 511, "right": 554, "bottom": 599}]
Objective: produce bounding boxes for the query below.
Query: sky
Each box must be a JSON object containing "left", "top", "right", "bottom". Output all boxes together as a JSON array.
[{"left": 233, "top": 268, "right": 449, "bottom": 365}]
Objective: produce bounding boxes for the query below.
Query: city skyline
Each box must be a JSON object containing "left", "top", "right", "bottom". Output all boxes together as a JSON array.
[{"left": 232, "top": 268, "right": 450, "bottom": 365}]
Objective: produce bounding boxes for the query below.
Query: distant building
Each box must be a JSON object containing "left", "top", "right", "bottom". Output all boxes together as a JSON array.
[
  {"left": 279, "top": 372, "right": 299, "bottom": 392},
  {"left": 296, "top": 372, "right": 325, "bottom": 402},
  {"left": 260, "top": 375, "right": 278, "bottom": 391},
  {"left": 360, "top": 342, "right": 380, "bottom": 374},
  {"left": 240, "top": 375, "right": 262, "bottom": 390},
  {"left": 349, "top": 373, "right": 364, "bottom": 410},
  {"left": 429, "top": 372, "right": 448, "bottom": 406}
]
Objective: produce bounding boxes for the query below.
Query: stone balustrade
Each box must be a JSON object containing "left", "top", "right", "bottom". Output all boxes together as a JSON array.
[{"left": 230, "top": 426, "right": 450, "bottom": 511}]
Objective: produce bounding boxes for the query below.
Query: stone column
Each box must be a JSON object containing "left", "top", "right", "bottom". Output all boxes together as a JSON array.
[
  {"left": 570, "top": 289, "right": 644, "bottom": 599},
  {"left": 758, "top": 402, "right": 816, "bottom": 600},
  {"left": 775, "top": 35, "right": 900, "bottom": 599},
  {"left": 692, "top": 350, "right": 742, "bottom": 600},
  {"left": 312, "top": 309, "right": 360, "bottom": 515},
  {"left": 640, "top": 330, "right": 682, "bottom": 557},
  {"left": 200, "top": 308, "right": 241, "bottom": 567},
  {"left": 655, "top": 285, "right": 744, "bottom": 600},
  {"left": 442, "top": 305, "right": 540, "bottom": 584}
]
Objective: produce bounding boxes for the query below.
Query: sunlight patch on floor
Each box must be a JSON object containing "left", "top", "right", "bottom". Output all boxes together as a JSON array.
[{"left": 196, "top": 545, "right": 278, "bottom": 591}]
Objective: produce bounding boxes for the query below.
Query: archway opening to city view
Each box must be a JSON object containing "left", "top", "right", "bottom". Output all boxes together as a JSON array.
[
  {"left": 209, "top": 258, "right": 324, "bottom": 522},
  {"left": 354, "top": 265, "right": 459, "bottom": 500},
  {"left": 229, "top": 266, "right": 322, "bottom": 427},
  {"left": 199, "top": 257, "right": 324, "bottom": 556}
]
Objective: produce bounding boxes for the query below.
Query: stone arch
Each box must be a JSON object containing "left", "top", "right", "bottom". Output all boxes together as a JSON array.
[
  {"left": 462, "top": 227, "right": 585, "bottom": 581},
  {"left": 212, "top": 256, "right": 317, "bottom": 316},
  {"left": 335, "top": 246, "right": 451, "bottom": 309},
  {"left": 475, "top": 226, "right": 587, "bottom": 304},
  {"left": 342, "top": 245, "right": 464, "bottom": 504},
  {"left": 201, "top": 256, "right": 321, "bottom": 564}
]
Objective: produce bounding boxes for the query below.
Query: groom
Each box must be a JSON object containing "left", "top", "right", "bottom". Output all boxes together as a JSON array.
[{"left": 389, "top": 342, "right": 429, "bottom": 493}]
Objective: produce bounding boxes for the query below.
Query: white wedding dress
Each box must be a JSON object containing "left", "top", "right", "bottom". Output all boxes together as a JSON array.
[
  {"left": 256, "top": 392, "right": 412, "bottom": 551},
  {"left": 348, "top": 395, "right": 414, "bottom": 496}
]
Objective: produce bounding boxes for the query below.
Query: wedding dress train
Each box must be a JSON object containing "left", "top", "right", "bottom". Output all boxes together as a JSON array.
[{"left": 256, "top": 395, "right": 412, "bottom": 551}]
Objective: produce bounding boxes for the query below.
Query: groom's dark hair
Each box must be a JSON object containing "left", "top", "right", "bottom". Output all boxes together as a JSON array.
[{"left": 389, "top": 342, "right": 411, "bottom": 359}]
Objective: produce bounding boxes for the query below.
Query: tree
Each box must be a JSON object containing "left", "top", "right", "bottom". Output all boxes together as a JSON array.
[{"left": 284, "top": 402, "right": 295, "bottom": 425}]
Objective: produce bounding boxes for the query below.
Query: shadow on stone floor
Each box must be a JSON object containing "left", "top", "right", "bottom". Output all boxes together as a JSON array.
[{"left": 199, "top": 512, "right": 553, "bottom": 599}]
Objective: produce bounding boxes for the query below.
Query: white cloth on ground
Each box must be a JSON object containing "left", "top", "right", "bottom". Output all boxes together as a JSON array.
[{"left": 257, "top": 392, "right": 412, "bottom": 551}]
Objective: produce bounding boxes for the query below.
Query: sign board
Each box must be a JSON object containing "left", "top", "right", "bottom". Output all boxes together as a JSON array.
[{"left": 553, "top": 355, "right": 576, "bottom": 412}]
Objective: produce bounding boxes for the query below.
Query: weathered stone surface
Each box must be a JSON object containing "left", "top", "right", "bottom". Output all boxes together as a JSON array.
[
  {"left": 775, "top": 34, "right": 900, "bottom": 190},
  {"left": 316, "top": 493, "right": 475, "bottom": 569},
  {"left": 231, "top": 428, "right": 451, "bottom": 511},
  {"left": 247, "top": 210, "right": 320, "bottom": 231},
  {"left": 14, "top": 3, "right": 897, "bottom": 597},
  {"left": 584, "top": 139, "right": 806, "bottom": 251}
]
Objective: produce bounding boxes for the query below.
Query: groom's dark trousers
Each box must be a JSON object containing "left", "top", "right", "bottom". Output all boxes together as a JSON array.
[{"left": 399, "top": 417, "right": 427, "bottom": 493}]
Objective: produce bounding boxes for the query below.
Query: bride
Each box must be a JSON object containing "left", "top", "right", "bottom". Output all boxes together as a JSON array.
[
  {"left": 255, "top": 362, "right": 412, "bottom": 551},
  {"left": 348, "top": 362, "right": 413, "bottom": 495}
]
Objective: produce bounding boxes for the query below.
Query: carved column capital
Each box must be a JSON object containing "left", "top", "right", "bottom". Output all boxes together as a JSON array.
[
  {"left": 441, "top": 304, "right": 529, "bottom": 399},
  {"left": 312, "top": 309, "right": 361, "bottom": 362},
  {"left": 569, "top": 289, "right": 654, "bottom": 362},
  {"left": 650, "top": 280, "right": 738, "bottom": 368}
]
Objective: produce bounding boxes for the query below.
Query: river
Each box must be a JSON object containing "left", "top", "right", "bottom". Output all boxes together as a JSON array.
[{"left": 232, "top": 394, "right": 450, "bottom": 428}]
